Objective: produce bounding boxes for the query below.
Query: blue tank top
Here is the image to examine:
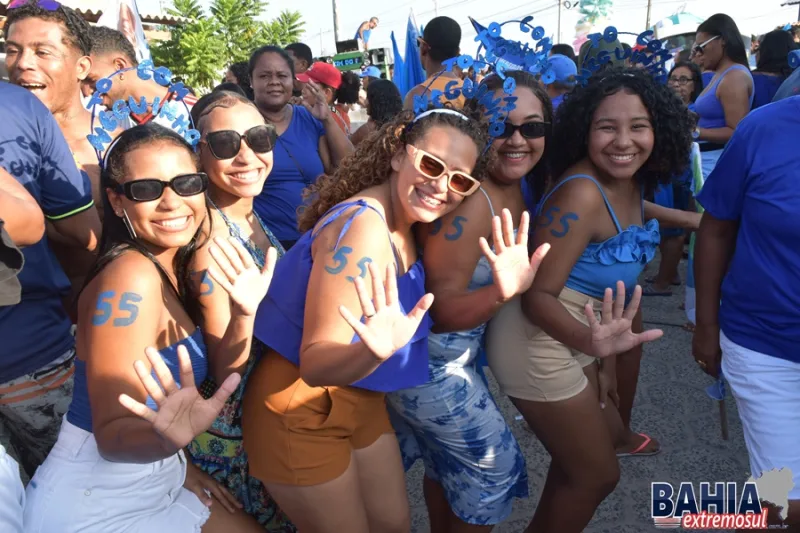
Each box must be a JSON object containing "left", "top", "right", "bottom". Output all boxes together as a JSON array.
[
  {"left": 254, "top": 200, "right": 432, "bottom": 392},
  {"left": 356, "top": 27, "right": 372, "bottom": 43},
  {"left": 538, "top": 175, "right": 659, "bottom": 300},
  {"left": 67, "top": 328, "right": 209, "bottom": 433},
  {"left": 695, "top": 64, "right": 754, "bottom": 130}
]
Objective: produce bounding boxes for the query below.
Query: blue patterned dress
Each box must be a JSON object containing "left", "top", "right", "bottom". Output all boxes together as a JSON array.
[{"left": 386, "top": 189, "right": 529, "bottom": 525}]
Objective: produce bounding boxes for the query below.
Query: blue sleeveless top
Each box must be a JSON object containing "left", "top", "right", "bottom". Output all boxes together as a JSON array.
[
  {"left": 538, "top": 175, "right": 659, "bottom": 300},
  {"left": 695, "top": 64, "right": 754, "bottom": 130},
  {"left": 67, "top": 328, "right": 209, "bottom": 433},
  {"left": 254, "top": 200, "right": 433, "bottom": 392}
]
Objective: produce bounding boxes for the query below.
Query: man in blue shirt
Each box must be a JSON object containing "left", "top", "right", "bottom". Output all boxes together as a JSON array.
[
  {"left": 693, "top": 96, "right": 800, "bottom": 525},
  {"left": 0, "top": 83, "right": 99, "bottom": 477},
  {"left": 543, "top": 53, "right": 577, "bottom": 111}
]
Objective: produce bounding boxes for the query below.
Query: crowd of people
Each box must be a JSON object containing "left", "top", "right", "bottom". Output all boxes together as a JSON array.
[{"left": 0, "top": 1, "right": 798, "bottom": 532}]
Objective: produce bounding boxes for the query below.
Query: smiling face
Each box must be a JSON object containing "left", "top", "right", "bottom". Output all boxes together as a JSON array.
[
  {"left": 587, "top": 89, "right": 654, "bottom": 182},
  {"left": 490, "top": 86, "right": 547, "bottom": 184},
  {"left": 199, "top": 102, "right": 274, "bottom": 201},
  {"left": 5, "top": 17, "right": 90, "bottom": 113},
  {"left": 107, "top": 141, "right": 205, "bottom": 252},
  {"left": 391, "top": 125, "right": 479, "bottom": 224},
  {"left": 252, "top": 52, "right": 294, "bottom": 111}
]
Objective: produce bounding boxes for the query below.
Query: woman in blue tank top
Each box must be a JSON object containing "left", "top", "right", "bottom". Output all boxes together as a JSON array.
[
  {"left": 488, "top": 68, "right": 693, "bottom": 533},
  {"left": 691, "top": 14, "right": 754, "bottom": 178},
  {"left": 24, "top": 124, "right": 274, "bottom": 533},
  {"left": 242, "top": 106, "right": 493, "bottom": 533}
]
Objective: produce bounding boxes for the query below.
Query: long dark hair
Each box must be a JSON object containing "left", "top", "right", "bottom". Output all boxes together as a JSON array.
[
  {"left": 81, "top": 123, "right": 209, "bottom": 323},
  {"left": 669, "top": 61, "right": 704, "bottom": 103},
  {"left": 755, "top": 30, "right": 798, "bottom": 78},
  {"left": 470, "top": 70, "right": 554, "bottom": 204},
  {"left": 697, "top": 14, "right": 749, "bottom": 67}
]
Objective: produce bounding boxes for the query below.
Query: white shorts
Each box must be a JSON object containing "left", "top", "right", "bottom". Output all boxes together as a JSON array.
[
  {"left": 24, "top": 419, "right": 210, "bottom": 533},
  {"left": 721, "top": 331, "right": 800, "bottom": 500},
  {"left": 0, "top": 445, "right": 24, "bottom": 533}
]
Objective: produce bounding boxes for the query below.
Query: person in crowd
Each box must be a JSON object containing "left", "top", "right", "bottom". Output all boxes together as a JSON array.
[
  {"left": 691, "top": 14, "right": 753, "bottom": 179},
  {"left": 543, "top": 54, "right": 578, "bottom": 111},
  {"left": 224, "top": 61, "right": 254, "bottom": 100},
  {"left": 242, "top": 106, "right": 493, "bottom": 533},
  {"left": 487, "top": 68, "right": 692, "bottom": 533},
  {"left": 186, "top": 90, "right": 294, "bottom": 531},
  {"left": 355, "top": 17, "right": 379, "bottom": 51},
  {"left": 296, "top": 62, "right": 361, "bottom": 136},
  {"left": 549, "top": 43, "right": 577, "bottom": 65},
  {"left": 0, "top": 82, "right": 99, "bottom": 477},
  {"left": 751, "top": 30, "right": 797, "bottom": 109},
  {"left": 213, "top": 81, "right": 248, "bottom": 98},
  {"left": 23, "top": 123, "right": 273, "bottom": 532},
  {"left": 249, "top": 46, "right": 353, "bottom": 250},
  {"left": 773, "top": 62, "right": 800, "bottom": 101},
  {"left": 387, "top": 71, "right": 551, "bottom": 533},
  {"left": 645, "top": 61, "right": 703, "bottom": 297},
  {"left": 350, "top": 79, "right": 403, "bottom": 146},
  {"left": 4, "top": 0, "right": 113, "bottom": 310},
  {"left": 83, "top": 26, "right": 197, "bottom": 127},
  {"left": 285, "top": 43, "right": 313, "bottom": 75},
  {"left": 693, "top": 94, "right": 800, "bottom": 531},
  {"left": 360, "top": 65, "right": 382, "bottom": 89},
  {"left": 404, "top": 16, "right": 464, "bottom": 109}
]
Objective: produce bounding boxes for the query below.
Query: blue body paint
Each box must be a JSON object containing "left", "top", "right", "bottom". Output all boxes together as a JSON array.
[
  {"left": 430, "top": 219, "right": 444, "bottom": 236},
  {"left": 191, "top": 271, "right": 214, "bottom": 296},
  {"left": 538, "top": 206, "right": 561, "bottom": 227},
  {"left": 550, "top": 213, "right": 580, "bottom": 238},
  {"left": 346, "top": 257, "right": 374, "bottom": 283},
  {"left": 445, "top": 216, "right": 467, "bottom": 241},
  {"left": 92, "top": 290, "right": 115, "bottom": 326},
  {"left": 91, "top": 290, "right": 143, "bottom": 327},
  {"left": 325, "top": 246, "right": 353, "bottom": 275}
]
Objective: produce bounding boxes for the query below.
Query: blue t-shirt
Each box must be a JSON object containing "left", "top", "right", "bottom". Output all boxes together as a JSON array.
[
  {"left": 0, "top": 83, "right": 93, "bottom": 382},
  {"left": 254, "top": 106, "right": 325, "bottom": 242},
  {"left": 751, "top": 72, "right": 784, "bottom": 110},
  {"left": 696, "top": 96, "right": 800, "bottom": 364}
]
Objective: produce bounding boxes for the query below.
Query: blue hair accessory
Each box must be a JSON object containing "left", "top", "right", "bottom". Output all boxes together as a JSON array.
[
  {"left": 86, "top": 59, "right": 200, "bottom": 165},
  {"left": 576, "top": 27, "right": 674, "bottom": 85},
  {"left": 789, "top": 49, "right": 800, "bottom": 70}
]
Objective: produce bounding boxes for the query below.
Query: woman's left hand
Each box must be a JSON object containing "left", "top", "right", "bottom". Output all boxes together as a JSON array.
[
  {"left": 206, "top": 237, "right": 278, "bottom": 317},
  {"left": 479, "top": 209, "right": 550, "bottom": 302},
  {"left": 301, "top": 80, "right": 331, "bottom": 122},
  {"left": 183, "top": 462, "right": 242, "bottom": 513}
]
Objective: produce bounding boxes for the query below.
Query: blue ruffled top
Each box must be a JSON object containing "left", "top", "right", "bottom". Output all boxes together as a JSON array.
[{"left": 538, "top": 174, "right": 660, "bottom": 300}]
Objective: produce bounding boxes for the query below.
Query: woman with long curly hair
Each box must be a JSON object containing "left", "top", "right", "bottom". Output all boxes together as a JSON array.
[
  {"left": 350, "top": 79, "right": 403, "bottom": 146},
  {"left": 487, "top": 67, "right": 692, "bottom": 533},
  {"left": 242, "top": 106, "right": 492, "bottom": 533}
]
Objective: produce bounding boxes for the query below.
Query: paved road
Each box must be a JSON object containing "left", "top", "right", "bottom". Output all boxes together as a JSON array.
[{"left": 408, "top": 260, "right": 750, "bottom": 532}]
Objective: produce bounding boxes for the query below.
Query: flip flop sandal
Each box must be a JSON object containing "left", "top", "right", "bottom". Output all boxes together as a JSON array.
[
  {"left": 617, "top": 433, "right": 660, "bottom": 458},
  {"left": 642, "top": 283, "right": 673, "bottom": 297},
  {"left": 682, "top": 322, "right": 696, "bottom": 333}
]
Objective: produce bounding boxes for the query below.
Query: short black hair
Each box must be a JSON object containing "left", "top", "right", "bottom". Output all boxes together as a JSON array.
[
  {"left": 550, "top": 44, "right": 577, "bottom": 63},
  {"left": 212, "top": 82, "right": 247, "bottom": 98},
  {"left": 756, "top": 29, "right": 798, "bottom": 77},
  {"left": 335, "top": 71, "right": 361, "bottom": 105},
  {"left": 285, "top": 42, "right": 313, "bottom": 66},
  {"left": 250, "top": 45, "right": 294, "bottom": 77},
  {"left": 89, "top": 26, "right": 138, "bottom": 65},
  {"left": 552, "top": 67, "right": 693, "bottom": 194},
  {"left": 366, "top": 79, "right": 402, "bottom": 126},
  {"left": 422, "top": 16, "right": 461, "bottom": 63},
  {"left": 4, "top": 0, "right": 92, "bottom": 56}
]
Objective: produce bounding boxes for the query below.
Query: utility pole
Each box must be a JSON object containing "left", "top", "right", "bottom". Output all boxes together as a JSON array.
[
  {"left": 645, "top": 0, "right": 653, "bottom": 30},
  {"left": 434, "top": 0, "right": 439, "bottom": 16},
  {"left": 557, "top": 0, "right": 562, "bottom": 44},
  {"left": 332, "top": 0, "right": 340, "bottom": 43}
]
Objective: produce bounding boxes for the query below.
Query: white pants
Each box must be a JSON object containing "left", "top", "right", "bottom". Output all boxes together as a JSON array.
[
  {"left": 0, "top": 445, "right": 24, "bottom": 533},
  {"left": 721, "top": 331, "right": 800, "bottom": 500},
  {"left": 23, "top": 419, "right": 210, "bottom": 533}
]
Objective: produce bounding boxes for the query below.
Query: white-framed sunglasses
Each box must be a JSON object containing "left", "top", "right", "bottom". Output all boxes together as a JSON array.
[{"left": 692, "top": 35, "right": 720, "bottom": 57}]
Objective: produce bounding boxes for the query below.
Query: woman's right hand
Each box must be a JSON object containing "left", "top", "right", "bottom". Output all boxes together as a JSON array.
[
  {"left": 692, "top": 324, "right": 722, "bottom": 378},
  {"left": 118, "top": 345, "right": 240, "bottom": 451},
  {"left": 584, "top": 282, "right": 664, "bottom": 358},
  {"left": 338, "top": 262, "right": 434, "bottom": 361}
]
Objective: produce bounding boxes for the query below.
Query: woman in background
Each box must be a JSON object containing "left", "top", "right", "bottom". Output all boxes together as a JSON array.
[
  {"left": 751, "top": 29, "right": 798, "bottom": 109},
  {"left": 296, "top": 62, "right": 361, "bottom": 136},
  {"left": 350, "top": 79, "right": 403, "bottom": 146},
  {"left": 225, "top": 62, "right": 254, "bottom": 100}
]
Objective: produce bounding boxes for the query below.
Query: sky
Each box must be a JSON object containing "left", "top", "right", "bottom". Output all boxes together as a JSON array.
[{"left": 136, "top": 0, "right": 800, "bottom": 58}]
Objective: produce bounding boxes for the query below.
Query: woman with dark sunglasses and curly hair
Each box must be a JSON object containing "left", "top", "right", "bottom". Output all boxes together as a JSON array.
[
  {"left": 242, "top": 106, "right": 493, "bottom": 533},
  {"left": 487, "top": 68, "right": 693, "bottom": 533}
]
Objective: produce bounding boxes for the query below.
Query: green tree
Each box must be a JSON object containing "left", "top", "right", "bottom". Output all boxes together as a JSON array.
[
  {"left": 210, "top": 0, "right": 267, "bottom": 63},
  {"left": 262, "top": 10, "right": 305, "bottom": 47}
]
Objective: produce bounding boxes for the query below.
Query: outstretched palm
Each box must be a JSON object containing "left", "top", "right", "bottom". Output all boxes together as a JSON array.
[
  {"left": 301, "top": 80, "right": 331, "bottom": 122},
  {"left": 480, "top": 209, "right": 550, "bottom": 301},
  {"left": 339, "top": 262, "right": 434, "bottom": 361},
  {"left": 119, "top": 345, "right": 240, "bottom": 451},
  {"left": 207, "top": 236, "right": 278, "bottom": 317},
  {"left": 585, "top": 282, "right": 664, "bottom": 358}
]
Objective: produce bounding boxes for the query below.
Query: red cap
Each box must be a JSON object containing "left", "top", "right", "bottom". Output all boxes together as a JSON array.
[{"left": 296, "top": 62, "right": 342, "bottom": 89}]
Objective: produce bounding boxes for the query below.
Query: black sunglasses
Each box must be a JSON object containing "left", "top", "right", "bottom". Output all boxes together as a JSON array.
[
  {"left": 202, "top": 125, "right": 278, "bottom": 160},
  {"left": 496, "top": 121, "right": 550, "bottom": 140},
  {"left": 113, "top": 173, "right": 209, "bottom": 202}
]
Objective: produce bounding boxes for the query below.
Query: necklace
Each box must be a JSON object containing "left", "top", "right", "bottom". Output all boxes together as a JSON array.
[{"left": 207, "top": 197, "right": 284, "bottom": 267}]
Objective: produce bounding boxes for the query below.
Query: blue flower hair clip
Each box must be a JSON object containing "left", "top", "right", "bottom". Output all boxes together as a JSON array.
[
  {"left": 86, "top": 58, "right": 200, "bottom": 167},
  {"left": 576, "top": 27, "right": 674, "bottom": 85}
]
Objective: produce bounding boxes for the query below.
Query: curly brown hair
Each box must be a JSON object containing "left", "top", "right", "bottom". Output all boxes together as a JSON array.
[{"left": 298, "top": 107, "right": 494, "bottom": 232}]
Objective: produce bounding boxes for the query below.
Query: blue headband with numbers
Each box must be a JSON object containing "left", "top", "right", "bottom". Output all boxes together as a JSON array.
[{"left": 576, "top": 27, "right": 674, "bottom": 85}]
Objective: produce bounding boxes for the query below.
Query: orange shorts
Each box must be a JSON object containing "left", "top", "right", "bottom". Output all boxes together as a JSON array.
[{"left": 242, "top": 351, "right": 393, "bottom": 486}]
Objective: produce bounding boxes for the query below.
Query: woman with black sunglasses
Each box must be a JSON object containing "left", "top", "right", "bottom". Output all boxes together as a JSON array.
[
  {"left": 185, "top": 90, "right": 295, "bottom": 531},
  {"left": 23, "top": 123, "right": 272, "bottom": 533}
]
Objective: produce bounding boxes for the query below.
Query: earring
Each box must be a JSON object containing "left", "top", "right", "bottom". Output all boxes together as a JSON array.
[
  {"left": 121, "top": 209, "right": 137, "bottom": 239},
  {"left": 119, "top": 73, "right": 125, "bottom": 81}
]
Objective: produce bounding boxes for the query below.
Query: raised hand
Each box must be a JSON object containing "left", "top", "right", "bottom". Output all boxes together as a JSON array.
[
  {"left": 119, "top": 345, "right": 241, "bottom": 451},
  {"left": 206, "top": 236, "right": 278, "bottom": 317},
  {"left": 585, "top": 281, "right": 664, "bottom": 359},
  {"left": 339, "top": 262, "right": 434, "bottom": 361},
  {"left": 301, "top": 80, "right": 330, "bottom": 122},
  {"left": 479, "top": 209, "right": 550, "bottom": 302}
]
